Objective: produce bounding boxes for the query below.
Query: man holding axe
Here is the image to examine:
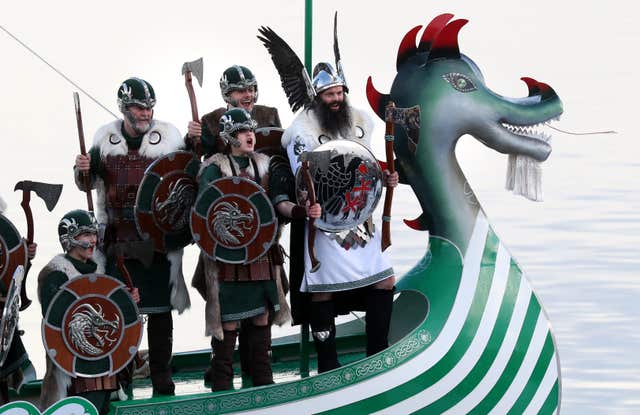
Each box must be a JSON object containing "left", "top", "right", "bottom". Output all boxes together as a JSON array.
[{"left": 74, "top": 78, "right": 190, "bottom": 396}]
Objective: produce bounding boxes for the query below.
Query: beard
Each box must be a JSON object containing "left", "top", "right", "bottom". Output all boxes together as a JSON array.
[
  {"left": 312, "top": 96, "right": 352, "bottom": 138},
  {"left": 124, "top": 110, "right": 152, "bottom": 135}
]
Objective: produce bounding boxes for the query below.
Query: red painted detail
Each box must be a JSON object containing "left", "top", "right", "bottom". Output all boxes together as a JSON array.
[
  {"left": 357, "top": 163, "right": 369, "bottom": 175},
  {"left": 521, "top": 77, "right": 554, "bottom": 98},
  {"left": 366, "top": 76, "right": 388, "bottom": 119},
  {"left": 378, "top": 160, "right": 388, "bottom": 171},
  {"left": 353, "top": 177, "right": 372, "bottom": 194},
  {"left": 341, "top": 192, "right": 366, "bottom": 214},
  {"left": 396, "top": 25, "right": 423, "bottom": 68},
  {"left": 404, "top": 216, "right": 428, "bottom": 231},
  {"left": 418, "top": 13, "right": 455, "bottom": 51},
  {"left": 430, "top": 19, "right": 468, "bottom": 57}
]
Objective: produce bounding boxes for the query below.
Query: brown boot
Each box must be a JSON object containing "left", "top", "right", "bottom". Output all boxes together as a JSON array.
[
  {"left": 212, "top": 329, "right": 238, "bottom": 391},
  {"left": 249, "top": 324, "right": 274, "bottom": 387},
  {"left": 147, "top": 312, "right": 175, "bottom": 396}
]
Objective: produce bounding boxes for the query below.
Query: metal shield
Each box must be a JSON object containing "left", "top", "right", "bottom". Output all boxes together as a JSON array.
[
  {"left": 135, "top": 151, "right": 200, "bottom": 253},
  {"left": 42, "top": 274, "right": 143, "bottom": 378},
  {"left": 0, "top": 265, "right": 24, "bottom": 366},
  {"left": 0, "top": 213, "right": 28, "bottom": 291},
  {"left": 296, "top": 140, "right": 384, "bottom": 232},
  {"left": 191, "top": 176, "right": 277, "bottom": 264}
]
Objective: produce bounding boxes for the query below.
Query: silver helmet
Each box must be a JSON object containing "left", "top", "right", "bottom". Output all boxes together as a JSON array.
[{"left": 312, "top": 62, "right": 347, "bottom": 95}]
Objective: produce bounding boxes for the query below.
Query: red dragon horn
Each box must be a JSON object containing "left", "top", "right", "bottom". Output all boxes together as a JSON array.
[
  {"left": 427, "top": 19, "right": 468, "bottom": 61},
  {"left": 366, "top": 76, "right": 390, "bottom": 120},
  {"left": 396, "top": 25, "right": 423, "bottom": 70},
  {"left": 418, "top": 13, "right": 455, "bottom": 52},
  {"left": 521, "top": 77, "right": 556, "bottom": 100}
]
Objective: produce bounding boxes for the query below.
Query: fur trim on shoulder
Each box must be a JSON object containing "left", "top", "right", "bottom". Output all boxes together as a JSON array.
[
  {"left": 282, "top": 106, "right": 374, "bottom": 148},
  {"left": 199, "top": 152, "right": 270, "bottom": 182},
  {"left": 272, "top": 265, "right": 291, "bottom": 326},
  {"left": 166, "top": 249, "right": 190, "bottom": 314},
  {"left": 92, "top": 119, "right": 184, "bottom": 159}
]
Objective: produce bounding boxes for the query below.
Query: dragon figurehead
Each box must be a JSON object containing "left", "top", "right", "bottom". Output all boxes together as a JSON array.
[{"left": 367, "top": 14, "right": 563, "bottom": 254}]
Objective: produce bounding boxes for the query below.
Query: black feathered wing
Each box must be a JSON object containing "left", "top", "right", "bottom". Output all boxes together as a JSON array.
[{"left": 258, "top": 26, "right": 315, "bottom": 112}]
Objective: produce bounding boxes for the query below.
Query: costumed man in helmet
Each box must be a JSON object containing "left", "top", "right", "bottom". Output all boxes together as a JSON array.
[
  {"left": 0, "top": 196, "right": 37, "bottom": 404},
  {"left": 187, "top": 65, "right": 281, "bottom": 158},
  {"left": 195, "top": 109, "right": 317, "bottom": 391},
  {"left": 38, "top": 210, "right": 139, "bottom": 413},
  {"left": 74, "top": 78, "right": 190, "bottom": 395},
  {"left": 188, "top": 66, "right": 284, "bottom": 384},
  {"left": 259, "top": 22, "right": 399, "bottom": 373}
]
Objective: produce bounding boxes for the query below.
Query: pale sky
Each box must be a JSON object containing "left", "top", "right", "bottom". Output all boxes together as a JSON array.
[{"left": 1, "top": 1, "right": 637, "bottom": 412}]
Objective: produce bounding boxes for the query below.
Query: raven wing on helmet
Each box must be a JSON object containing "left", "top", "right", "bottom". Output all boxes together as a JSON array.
[
  {"left": 333, "top": 12, "right": 348, "bottom": 93},
  {"left": 257, "top": 26, "right": 315, "bottom": 112}
]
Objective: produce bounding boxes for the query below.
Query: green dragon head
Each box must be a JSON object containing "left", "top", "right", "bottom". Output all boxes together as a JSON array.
[{"left": 367, "top": 14, "right": 563, "bottom": 252}]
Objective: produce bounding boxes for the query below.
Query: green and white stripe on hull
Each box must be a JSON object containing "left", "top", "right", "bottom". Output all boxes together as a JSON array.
[{"left": 113, "top": 212, "right": 560, "bottom": 415}]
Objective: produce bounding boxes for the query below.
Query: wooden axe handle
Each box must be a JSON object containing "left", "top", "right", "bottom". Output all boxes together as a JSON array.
[
  {"left": 381, "top": 102, "right": 396, "bottom": 252},
  {"left": 184, "top": 72, "right": 202, "bottom": 157},
  {"left": 116, "top": 255, "right": 136, "bottom": 290},
  {"left": 74, "top": 92, "right": 94, "bottom": 212},
  {"left": 301, "top": 161, "right": 320, "bottom": 272},
  {"left": 18, "top": 192, "right": 33, "bottom": 310}
]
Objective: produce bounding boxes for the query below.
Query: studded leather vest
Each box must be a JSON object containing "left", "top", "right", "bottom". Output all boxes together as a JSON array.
[
  {"left": 103, "top": 150, "right": 155, "bottom": 244},
  {"left": 217, "top": 155, "right": 275, "bottom": 282}
]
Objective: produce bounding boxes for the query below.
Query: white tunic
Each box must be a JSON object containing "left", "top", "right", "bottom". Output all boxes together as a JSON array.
[{"left": 282, "top": 107, "right": 394, "bottom": 292}]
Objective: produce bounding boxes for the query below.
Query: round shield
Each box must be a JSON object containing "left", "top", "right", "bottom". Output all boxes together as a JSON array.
[
  {"left": 42, "top": 274, "right": 143, "bottom": 378},
  {"left": 0, "top": 265, "right": 24, "bottom": 366},
  {"left": 254, "top": 127, "right": 285, "bottom": 157},
  {"left": 135, "top": 151, "right": 200, "bottom": 253},
  {"left": 191, "top": 176, "right": 277, "bottom": 264},
  {"left": 296, "top": 140, "right": 384, "bottom": 232},
  {"left": 0, "top": 213, "right": 28, "bottom": 291}
]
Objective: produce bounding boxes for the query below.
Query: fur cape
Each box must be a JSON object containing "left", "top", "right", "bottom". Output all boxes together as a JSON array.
[
  {"left": 76, "top": 119, "right": 190, "bottom": 314},
  {"left": 37, "top": 253, "right": 106, "bottom": 409},
  {"left": 194, "top": 152, "right": 291, "bottom": 340},
  {"left": 281, "top": 106, "right": 374, "bottom": 149}
]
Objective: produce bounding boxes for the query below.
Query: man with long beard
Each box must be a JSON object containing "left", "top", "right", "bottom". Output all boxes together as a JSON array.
[
  {"left": 282, "top": 63, "right": 399, "bottom": 373},
  {"left": 74, "top": 78, "right": 190, "bottom": 396}
]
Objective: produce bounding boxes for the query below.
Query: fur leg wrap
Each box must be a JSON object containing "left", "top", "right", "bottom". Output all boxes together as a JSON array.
[
  {"left": 272, "top": 265, "right": 291, "bottom": 326},
  {"left": 203, "top": 258, "right": 223, "bottom": 341},
  {"left": 39, "top": 357, "right": 71, "bottom": 411},
  {"left": 167, "top": 249, "right": 190, "bottom": 314}
]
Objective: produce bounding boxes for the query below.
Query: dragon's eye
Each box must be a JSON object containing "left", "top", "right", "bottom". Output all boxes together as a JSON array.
[{"left": 442, "top": 73, "right": 477, "bottom": 93}]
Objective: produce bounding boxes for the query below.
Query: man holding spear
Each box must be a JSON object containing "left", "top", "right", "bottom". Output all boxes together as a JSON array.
[{"left": 73, "top": 78, "right": 189, "bottom": 396}]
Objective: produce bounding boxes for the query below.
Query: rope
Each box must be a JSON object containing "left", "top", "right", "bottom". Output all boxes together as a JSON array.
[{"left": 0, "top": 23, "right": 118, "bottom": 119}]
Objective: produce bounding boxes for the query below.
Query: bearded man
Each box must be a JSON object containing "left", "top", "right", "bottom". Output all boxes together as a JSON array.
[
  {"left": 282, "top": 63, "right": 399, "bottom": 373},
  {"left": 74, "top": 78, "right": 190, "bottom": 395}
]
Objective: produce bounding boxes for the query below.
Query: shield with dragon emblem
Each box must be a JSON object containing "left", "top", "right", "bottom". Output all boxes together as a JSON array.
[
  {"left": 0, "top": 265, "right": 24, "bottom": 366},
  {"left": 296, "top": 140, "right": 384, "bottom": 232},
  {"left": 135, "top": 151, "right": 200, "bottom": 253},
  {"left": 0, "top": 213, "right": 28, "bottom": 291},
  {"left": 42, "top": 274, "right": 143, "bottom": 378},
  {"left": 191, "top": 176, "right": 277, "bottom": 264}
]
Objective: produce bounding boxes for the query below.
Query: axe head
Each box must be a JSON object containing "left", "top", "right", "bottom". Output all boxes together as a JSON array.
[
  {"left": 385, "top": 105, "right": 421, "bottom": 131},
  {"left": 14, "top": 181, "right": 63, "bottom": 211},
  {"left": 182, "top": 57, "right": 204, "bottom": 87},
  {"left": 299, "top": 150, "right": 333, "bottom": 172},
  {"left": 109, "top": 240, "right": 155, "bottom": 268}
]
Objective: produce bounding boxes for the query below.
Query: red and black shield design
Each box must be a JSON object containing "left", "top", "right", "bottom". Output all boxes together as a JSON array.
[
  {"left": 135, "top": 151, "right": 200, "bottom": 253},
  {"left": 191, "top": 176, "right": 277, "bottom": 264},
  {"left": 0, "top": 213, "right": 27, "bottom": 292},
  {"left": 42, "top": 274, "right": 143, "bottom": 378}
]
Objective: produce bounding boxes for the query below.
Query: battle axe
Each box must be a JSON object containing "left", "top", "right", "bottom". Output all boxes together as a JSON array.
[
  {"left": 14, "top": 180, "right": 63, "bottom": 309},
  {"left": 381, "top": 103, "right": 420, "bottom": 251},
  {"left": 182, "top": 57, "right": 204, "bottom": 156}
]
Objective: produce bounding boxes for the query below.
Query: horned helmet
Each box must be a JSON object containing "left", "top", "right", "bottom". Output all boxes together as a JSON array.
[
  {"left": 312, "top": 62, "right": 348, "bottom": 95},
  {"left": 219, "top": 65, "right": 259, "bottom": 106},
  {"left": 218, "top": 108, "right": 257, "bottom": 147},
  {"left": 58, "top": 210, "right": 99, "bottom": 252}
]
